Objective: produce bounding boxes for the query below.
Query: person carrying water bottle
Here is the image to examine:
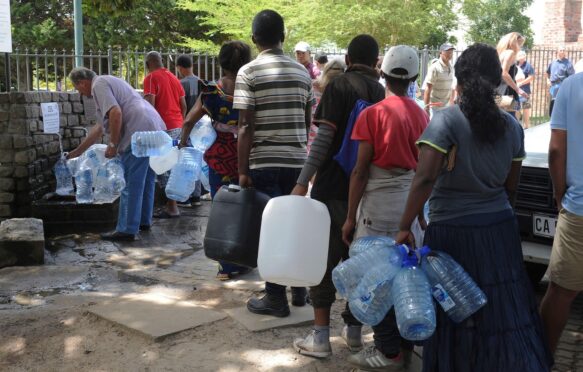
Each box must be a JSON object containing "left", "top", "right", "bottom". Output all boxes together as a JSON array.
[
  {"left": 235, "top": 10, "right": 313, "bottom": 316},
  {"left": 396, "top": 43, "right": 553, "bottom": 372},
  {"left": 67, "top": 67, "right": 166, "bottom": 241},
  {"left": 179, "top": 41, "right": 252, "bottom": 281},
  {"left": 338, "top": 45, "right": 429, "bottom": 371}
]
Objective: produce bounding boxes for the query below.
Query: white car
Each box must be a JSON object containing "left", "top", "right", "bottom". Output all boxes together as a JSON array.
[{"left": 516, "top": 122, "right": 556, "bottom": 285}]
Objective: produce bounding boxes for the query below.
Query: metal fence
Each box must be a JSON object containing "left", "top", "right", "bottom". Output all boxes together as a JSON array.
[
  {"left": 0, "top": 47, "right": 222, "bottom": 93},
  {"left": 1, "top": 45, "right": 580, "bottom": 125}
]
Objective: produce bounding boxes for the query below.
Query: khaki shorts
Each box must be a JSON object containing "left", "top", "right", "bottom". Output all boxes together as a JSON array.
[{"left": 548, "top": 209, "right": 583, "bottom": 291}]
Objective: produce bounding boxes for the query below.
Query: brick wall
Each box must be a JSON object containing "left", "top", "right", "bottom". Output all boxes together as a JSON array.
[
  {"left": 0, "top": 92, "right": 97, "bottom": 219},
  {"left": 542, "top": 0, "right": 583, "bottom": 46}
]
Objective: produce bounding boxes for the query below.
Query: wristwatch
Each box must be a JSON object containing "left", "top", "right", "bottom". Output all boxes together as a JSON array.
[{"left": 108, "top": 142, "right": 118, "bottom": 149}]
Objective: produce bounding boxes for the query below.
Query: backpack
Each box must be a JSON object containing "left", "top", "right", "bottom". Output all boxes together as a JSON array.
[{"left": 333, "top": 98, "right": 373, "bottom": 176}]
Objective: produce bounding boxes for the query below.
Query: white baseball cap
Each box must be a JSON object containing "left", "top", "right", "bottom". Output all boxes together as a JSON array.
[
  {"left": 381, "top": 45, "right": 419, "bottom": 79},
  {"left": 294, "top": 41, "right": 311, "bottom": 52}
]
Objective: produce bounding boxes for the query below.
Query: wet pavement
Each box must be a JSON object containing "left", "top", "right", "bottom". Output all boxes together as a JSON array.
[{"left": 0, "top": 200, "right": 581, "bottom": 371}]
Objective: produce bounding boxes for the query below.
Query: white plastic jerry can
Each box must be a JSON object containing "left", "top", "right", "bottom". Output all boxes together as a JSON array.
[{"left": 258, "top": 195, "right": 331, "bottom": 287}]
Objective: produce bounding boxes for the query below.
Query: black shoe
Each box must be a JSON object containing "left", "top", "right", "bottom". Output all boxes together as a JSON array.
[
  {"left": 139, "top": 225, "right": 151, "bottom": 231},
  {"left": 247, "top": 293, "right": 290, "bottom": 317},
  {"left": 100, "top": 231, "right": 136, "bottom": 242},
  {"left": 291, "top": 287, "right": 308, "bottom": 307}
]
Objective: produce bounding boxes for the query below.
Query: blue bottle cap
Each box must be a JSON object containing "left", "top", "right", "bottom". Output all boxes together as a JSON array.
[
  {"left": 418, "top": 245, "right": 431, "bottom": 258},
  {"left": 397, "top": 244, "right": 409, "bottom": 256},
  {"left": 172, "top": 139, "right": 179, "bottom": 146},
  {"left": 401, "top": 252, "right": 419, "bottom": 268}
]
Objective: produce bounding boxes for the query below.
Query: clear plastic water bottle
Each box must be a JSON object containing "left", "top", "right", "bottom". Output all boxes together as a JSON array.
[
  {"left": 66, "top": 156, "right": 82, "bottom": 177},
  {"left": 54, "top": 156, "right": 74, "bottom": 195},
  {"left": 420, "top": 247, "right": 487, "bottom": 323},
  {"left": 131, "top": 131, "right": 176, "bottom": 157},
  {"left": 83, "top": 144, "right": 107, "bottom": 169},
  {"left": 93, "top": 165, "right": 112, "bottom": 204},
  {"left": 189, "top": 116, "right": 217, "bottom": 152},
  {"left": 149, "top": 147, "right": 180, "bottom": 175},
  {"left": 165, "top": 148, "right": 202, "bottom": 202},
  {"left": 332, "top": 239, "right": 407, "bottom": 300},
  {"left": 349, "top": 235, "right": 396, "bottom": 257},
  {"left": 106, "top": 157, "right": 126, "bottom": 195},
  {"left": 348, "top": 264, "right": 395, "bottom": 326},
  {"left": 75, "top": 168, "right": 94, "bottom": 204},
  {"left": 199, "top": 160, "right": 210, "bottom": 191},
  {"left": 392, "top": 253, "right": 436, "bottom": 341}
]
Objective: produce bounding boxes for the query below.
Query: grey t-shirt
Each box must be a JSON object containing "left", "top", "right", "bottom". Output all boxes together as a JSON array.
[
  {"left": 180, "top": 75, "right": 200, "bottom": 112},
  {"left": 91, "top": 75, "right": 166, "bottom": 152},
  {"left": 417, "top": 105, "right": 525, "bottom": 222}
]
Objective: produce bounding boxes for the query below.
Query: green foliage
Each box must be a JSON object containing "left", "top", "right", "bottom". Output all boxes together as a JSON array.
[
  {"left": 178, "top": 0, "right": 458, "bottom": 52},
  {"left": 462, "top": 0, "right": 534, "bottom": 47},
  {"left": 10, "top": 0, "right": 74, "bottom": 51}
]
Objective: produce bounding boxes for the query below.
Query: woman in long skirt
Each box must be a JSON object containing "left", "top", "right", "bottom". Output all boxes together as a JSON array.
[{"left": 396, "top": 43, "right": 553, "bottom": 371}]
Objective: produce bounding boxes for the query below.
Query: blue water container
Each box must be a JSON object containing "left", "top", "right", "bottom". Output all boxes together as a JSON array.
[
  {"left": 392, "top": 253, "right": 436, "bottom": 341},
  {"left": 131, "top": 131, "right": 176, "bottom": 157},
  {"left": 332, "top": 239, "right": 406, "bottom": 300},
  {"left": 420, "top": 247, "right": 487, "bottom": 323},
  {"left": 165, "top": 148, "right": 202, "bottom": 202}
]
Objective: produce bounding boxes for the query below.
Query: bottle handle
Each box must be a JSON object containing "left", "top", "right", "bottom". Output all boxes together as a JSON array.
[{"left": 227, "top": 184, "right": 242, "bottom": 192}]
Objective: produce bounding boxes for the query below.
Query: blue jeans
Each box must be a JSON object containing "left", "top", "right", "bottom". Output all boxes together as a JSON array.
[
  {"left": 248, "top": 167, "right": 302, "bottom": 296},
  {"left": 116, "top": 149, "right": 156, "bottom": 235}
]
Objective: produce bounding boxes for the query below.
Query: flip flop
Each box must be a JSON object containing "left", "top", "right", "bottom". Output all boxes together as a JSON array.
[{"left": 153, "top": 210, "right": 180, "bottom": 219}]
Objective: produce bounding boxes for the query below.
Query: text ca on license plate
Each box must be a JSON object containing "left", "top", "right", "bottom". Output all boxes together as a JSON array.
[{"left": 533, "top": 213, "right": 557, "bottom": 238}]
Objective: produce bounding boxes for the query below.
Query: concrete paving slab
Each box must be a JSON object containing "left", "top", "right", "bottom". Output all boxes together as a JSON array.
[
  {"left": 221, "top": 269, "right": 264, "bottom": 291},
  {"left": 89, "top": 292, "right": 226, "bottom": 340},
  {"left": 225, "top": 305, "right": 314, "bottom": 332},
  {"left": 0, "top": 266, "right": 88, "bottom": 293}
]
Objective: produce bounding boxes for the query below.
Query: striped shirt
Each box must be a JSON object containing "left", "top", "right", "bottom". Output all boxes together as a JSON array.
[{"left": 233, "top": 48, "right": 313, "bottom": 169}]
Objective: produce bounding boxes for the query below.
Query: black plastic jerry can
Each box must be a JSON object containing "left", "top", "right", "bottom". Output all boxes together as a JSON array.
[{"left": 203, "top": 185, "right": 271, "bottom": 268}]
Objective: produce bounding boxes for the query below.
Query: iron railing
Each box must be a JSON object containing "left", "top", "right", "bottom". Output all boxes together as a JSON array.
[
  {"left": 1, "top": 45, "right": 581, "bottom": 125},
  {"left": 0, "top": 47, "right": 221, "bottom": 93}
]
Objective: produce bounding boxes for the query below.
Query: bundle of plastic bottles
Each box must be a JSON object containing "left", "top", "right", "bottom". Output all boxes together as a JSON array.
[
  {"left": 131, "top": 116, "right": 216, "bottom": 202},
  {"left": 332, "top": 236, "right": 488, "bottom": 341},
  {"left": 56, "top": 144, "right": 126, "bottom": 204}
]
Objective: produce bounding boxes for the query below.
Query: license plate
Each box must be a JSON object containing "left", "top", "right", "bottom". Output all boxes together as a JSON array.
[{"left": 533, "top": 214, "right": 557, "bottom": 238}]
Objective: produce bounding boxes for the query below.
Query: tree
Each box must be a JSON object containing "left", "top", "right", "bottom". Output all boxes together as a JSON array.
[
  {"left": 462, "top": 0, "right": 534, "bottom": 47},
  {"left": 178, "top": 0, "right": 458, "bottom": 53}
]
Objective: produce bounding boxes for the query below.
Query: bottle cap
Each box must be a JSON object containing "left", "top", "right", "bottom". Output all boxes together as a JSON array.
[
  {"left": 401, "top": 252, "right": 419, "bottom": 268},
  {"left": 172, "top": 139, "right": 179, "bottom": 147},
  {"left": 418, "top": 245, "right": 431, "bottom": 258}
]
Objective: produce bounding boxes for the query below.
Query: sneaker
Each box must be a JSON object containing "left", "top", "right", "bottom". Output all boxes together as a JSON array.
[
  {"left": 341, "top": 325, "right": 364, "bottom": 352},
  {"left": 347, "top": 346, "right": 404, "bottom": 372},
  {"left": 191, "top": 196, "right": 202, "bottom": 206},
  {"left": 247, "top": 293, "right": 290, "bottom": 318},
  {"left": 293, "top": 330, "right": 332, "bottom": 358}
]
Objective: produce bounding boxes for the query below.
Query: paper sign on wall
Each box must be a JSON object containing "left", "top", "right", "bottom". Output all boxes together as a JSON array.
[
  {"left": 41, "top": 102, "right": 60, "bottom": 134},
  {"left": 0, "top": 0, "right": 12, "bottom": 53}
]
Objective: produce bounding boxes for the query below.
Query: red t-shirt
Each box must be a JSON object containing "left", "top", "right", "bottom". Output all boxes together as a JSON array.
[
  {"left": 352, "top": 96, "right": 429, "bottom": 170},
  {"left": 143, "top": 68, "right": 185, "bottom": 130}
]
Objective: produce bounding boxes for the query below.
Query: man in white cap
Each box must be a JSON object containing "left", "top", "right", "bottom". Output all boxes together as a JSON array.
[
  {"left": 423, "top": 43, "right": 456, "bottom": 116},
  {"left": 295, "top": 41, "right": 320, "bottom": 79}
]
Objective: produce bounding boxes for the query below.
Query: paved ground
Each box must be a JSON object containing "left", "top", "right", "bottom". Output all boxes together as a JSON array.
[{"left": 0, "top": 201, "right": 581, "bottom": 371}]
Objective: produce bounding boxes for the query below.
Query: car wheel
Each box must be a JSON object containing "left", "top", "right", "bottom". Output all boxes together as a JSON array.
[{"left": 525, "top": 262, "right": 548, "bottom": 286}]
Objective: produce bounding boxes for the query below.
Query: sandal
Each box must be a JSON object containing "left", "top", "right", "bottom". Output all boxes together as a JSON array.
[{"left": 216, "top": 272, "right": 231, "bottom": 281}]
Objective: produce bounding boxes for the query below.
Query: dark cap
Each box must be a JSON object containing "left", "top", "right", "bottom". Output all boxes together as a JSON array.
[{"left": 439, "top": 43, "right": 455, "bottom": 52}]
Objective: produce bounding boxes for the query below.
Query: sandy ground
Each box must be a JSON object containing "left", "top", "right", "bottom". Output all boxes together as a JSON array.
[{"left": 0, "top": 203, "right": 376, "bottom": 372}]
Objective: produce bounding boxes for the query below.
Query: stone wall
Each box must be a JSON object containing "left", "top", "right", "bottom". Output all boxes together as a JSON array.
[{"left": 0, "top": 92, "right": 96, "bottom": 219}]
